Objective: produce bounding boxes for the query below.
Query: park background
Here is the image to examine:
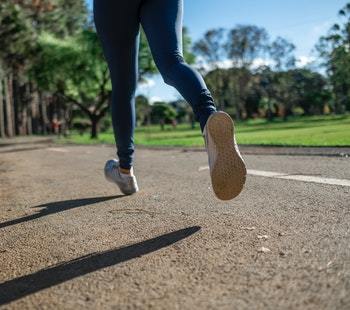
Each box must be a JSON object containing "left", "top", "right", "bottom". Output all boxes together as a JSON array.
[{"left": 0, "top": 0, "right": 350, "bottom": 147}]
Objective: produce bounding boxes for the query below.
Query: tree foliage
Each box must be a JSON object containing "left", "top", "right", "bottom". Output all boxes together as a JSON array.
[
  {"left": 317, "top": 2, "right": 350, "bottom": 112},
  {"left": 1, "top": 1, "right": 349, "bottom": 140}
]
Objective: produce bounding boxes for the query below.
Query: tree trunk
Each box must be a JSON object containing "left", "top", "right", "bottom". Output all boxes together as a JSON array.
[
  {"left": 21, "top": 108, "right": 28, "bottom": 135},
  {"left": 147, "top": 112, "right": 151, "bottom": 126},
  {"left": 4, "top": 74, "right": 15, "bottom": 137},
  {"left": 26, "top": 85, "right": 32, "bottom": 135},
  {"left": 90, "top": 116, "right": 99, "bottom": 139},
  {"left": 283, "top": 107, "right": 293, "bottom": 121},
  {"left": 266, "top": 108, "right": 274, "bottom": 121},
  {"left": 29, "top": 82, "right": 40, "bottom": 134},
  {"left": 39, "top": 92, "right": 49, "bottom": 134},
  {"left": 12, "top": 74, "right": 21, "bottom": 136},
  {"left": 14, "top": 76, "right": 33, "bottom": 136},
  {"left": 0, "top": 78, "right": 5, "bottom": 138},
  {"left": 63, "top": 106, "right": 73, "bottom": 136},
  {"left": 235, "top": 109, "right": 241, "bottom": 121},
  {"left": 160, "top": 119, "right": 165, "bottom": 131},
  {"left": 189, "top": 113, "right": 195, "bottom": 129},
  {"left": 266, "top": 100, "right": 274, "bottom": 121}
]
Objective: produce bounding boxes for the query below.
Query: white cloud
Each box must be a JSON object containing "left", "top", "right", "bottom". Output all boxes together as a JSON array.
[
  {"left": 197, "top": 55, "right": 318, "bottom": 70},
  {"left": 149, "top": 96, "right": 163, "bottom": 104},
  {"left": 195, "top": 56, "right": 233, "bottom": 71},
  {"left": 138, "top": 78, "right": 156, "bottom": 89},
  {"left": 296, "top": 55, "right": 316, "bottom": 67},
  {"left": 196, "top": 57, "right": 273, "bottom": 71},
  {"left": 214, "top": 59, "right": 233, "bottom": 69},
  {"left": 251, "top": 58, "right": 273, "bottom": 69}
]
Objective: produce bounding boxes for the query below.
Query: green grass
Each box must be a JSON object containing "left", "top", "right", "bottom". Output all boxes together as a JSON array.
[{"left": 58, "top": 114, "right": 350, "bottom": 147}]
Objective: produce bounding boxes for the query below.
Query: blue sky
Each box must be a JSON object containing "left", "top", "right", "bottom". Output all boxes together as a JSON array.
[{"left": 87, "top": 0, "right": 347, "bottom": 101}]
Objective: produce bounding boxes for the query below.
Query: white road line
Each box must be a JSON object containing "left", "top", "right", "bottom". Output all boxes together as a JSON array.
[
  {"left": 248, "top": 169, "right": 350, "bottom": 187},
  {"left": 198, "top": 166, "right": 350, "bottom": 187},
  {"left": 198, "top": 166, "right": 209, "bottom": 172}
]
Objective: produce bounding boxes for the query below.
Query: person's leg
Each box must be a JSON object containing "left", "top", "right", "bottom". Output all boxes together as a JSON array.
[
  {"left": 93, "top": 0, "right": 141, "bottom": 170},
  {"left": 139, "top": 0, "right": 217, "bottom": 132}
]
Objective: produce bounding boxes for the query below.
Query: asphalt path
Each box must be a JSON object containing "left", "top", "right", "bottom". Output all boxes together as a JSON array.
[{"left": 0, "top": 143, "right": 349, "bottom": 309}]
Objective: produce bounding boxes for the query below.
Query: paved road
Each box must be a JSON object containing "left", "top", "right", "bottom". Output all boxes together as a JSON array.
[{"left": 0, "top": 143, "right": 349, "bottom": 309}]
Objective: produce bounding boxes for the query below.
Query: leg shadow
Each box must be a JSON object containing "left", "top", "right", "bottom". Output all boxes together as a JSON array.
[
  {"left": 0, "top": 146, "right": 48, "bottom": 154},
  {"left": 0, "top": 226, "right": 201, "bottom": 306},
  {"left": 0, "top": 196, "right": 123, "bottom": 229}
]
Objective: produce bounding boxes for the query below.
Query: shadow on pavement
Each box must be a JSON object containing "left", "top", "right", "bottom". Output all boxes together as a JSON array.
[
  {"left": 0, "top": 138, "right": 53, "bottom": 148},
  {"left": 0, "top": 146, "right": 49, "bottom": 154},
  {"left": 0, "top": 196, "right": 123, "bottom": 229},
  {"left": 0, "top": 226, "right": 201, "bottom": 306}
]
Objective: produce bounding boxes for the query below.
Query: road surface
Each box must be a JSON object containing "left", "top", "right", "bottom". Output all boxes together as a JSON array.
[{"left": 0, "top": 142, "right": 349, "bottom": 309}]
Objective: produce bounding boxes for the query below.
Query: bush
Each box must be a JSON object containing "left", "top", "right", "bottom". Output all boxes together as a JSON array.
[
  {"left": 100, "top": 117, "right": 112, "bottom": 133},
  {"left": 72, "top": 119, "right": 90, "bottom": 135}
]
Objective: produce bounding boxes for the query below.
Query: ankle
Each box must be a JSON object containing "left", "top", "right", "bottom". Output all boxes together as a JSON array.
[{"left": 119, "top": 167, "right": 133, "bottom": 175}]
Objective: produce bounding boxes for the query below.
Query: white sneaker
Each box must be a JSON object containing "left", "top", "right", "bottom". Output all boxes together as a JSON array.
[
  {"left": 104, "top": 159, "right": 139, "bottom": 195},
  {"left": 203, "top": 111, "right": 247, "bottom": 200}
]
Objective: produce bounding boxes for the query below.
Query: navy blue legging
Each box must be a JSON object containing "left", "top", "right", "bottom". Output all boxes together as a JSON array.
[{"left": 93, "top": 0, "right": 217, "bottom": 169}]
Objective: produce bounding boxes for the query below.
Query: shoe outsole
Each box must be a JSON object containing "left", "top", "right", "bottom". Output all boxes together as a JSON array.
[{"left": 206, "top": 112, "right": 247, "bottom": 201}]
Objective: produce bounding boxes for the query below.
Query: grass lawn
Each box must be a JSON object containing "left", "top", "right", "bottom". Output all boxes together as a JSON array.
[{"left": 58, "top": 114, "right": 350, "bottom": 147}]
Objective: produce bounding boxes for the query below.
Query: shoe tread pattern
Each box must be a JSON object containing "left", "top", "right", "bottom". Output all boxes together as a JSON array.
[{"left": 207, "top": 112, "right": 247, "bottom": 200}]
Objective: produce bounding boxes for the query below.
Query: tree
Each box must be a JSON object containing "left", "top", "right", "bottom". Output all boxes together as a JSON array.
[
  {"left": 138, "top": 29, "right": 157, "bottom": 80},
  {"left": 204, "top": 68, "right": 231, "bottom": 111},
  {"left": 32, "top": 24, "right": 179, "bottom": 138},
  {"left": 182, "top": 27, "right": 196, "bottom": 65},
  {"left": 31, "top": 30, "right": 111, "bottom": 139},
  {"left": 193, "top": 28, "right": 230, "bottom": 113},
  {"left": 195, "top": 25, "right": 285, "bottom": 119},
  {"left": 269, "top": 37, "right": 296, "bottom": 71},
  {"left": 136, "top": 95, "right": 151, "bottom": 126},
  {"left": 150, "top": 102, "right": 177, "bottom": 130},
  {"left": 205, "top": 67, "right": 252, "bottom": 119},
  {"left": 0, "top": 2, "right": 38, "bottom": 137},
  {"left": 226, "top": 25, "right": 269, "bottom": 68},
  {"left": 290, "top": 69, "right": 331, "bottom": 115},
  {"left": 0, "top": 0, "right": 88, "bottom": 138},
  {"left": 193, "top": 28, "right": 226, "bottom": 70},
  {"left": 253, "top": 66, "right": 277, "bottom": 120},
  {"left": 170, "top": 99, "right": 188, "bottom": 122},
  {"left": 316, "top": 2, "right": 350, "bottom": 113},
  {"left": 15, "top": 0, "right": 88, "bottom": 37}
]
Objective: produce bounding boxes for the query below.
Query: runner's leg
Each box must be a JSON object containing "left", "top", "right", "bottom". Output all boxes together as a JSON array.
[
  {"left": 140, "top": 0, "right": 217, "bottom": 132},
  {"left": 93, "top": 0, "right": 141, "bottom": 169}
]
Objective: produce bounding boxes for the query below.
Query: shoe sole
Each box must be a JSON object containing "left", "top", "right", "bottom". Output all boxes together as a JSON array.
[
  {"left": 206, "top": 112, "right": 247, "bottom": 201},
  {"left": 105, "top": 173, "right": 139, "bottom": 195}
]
